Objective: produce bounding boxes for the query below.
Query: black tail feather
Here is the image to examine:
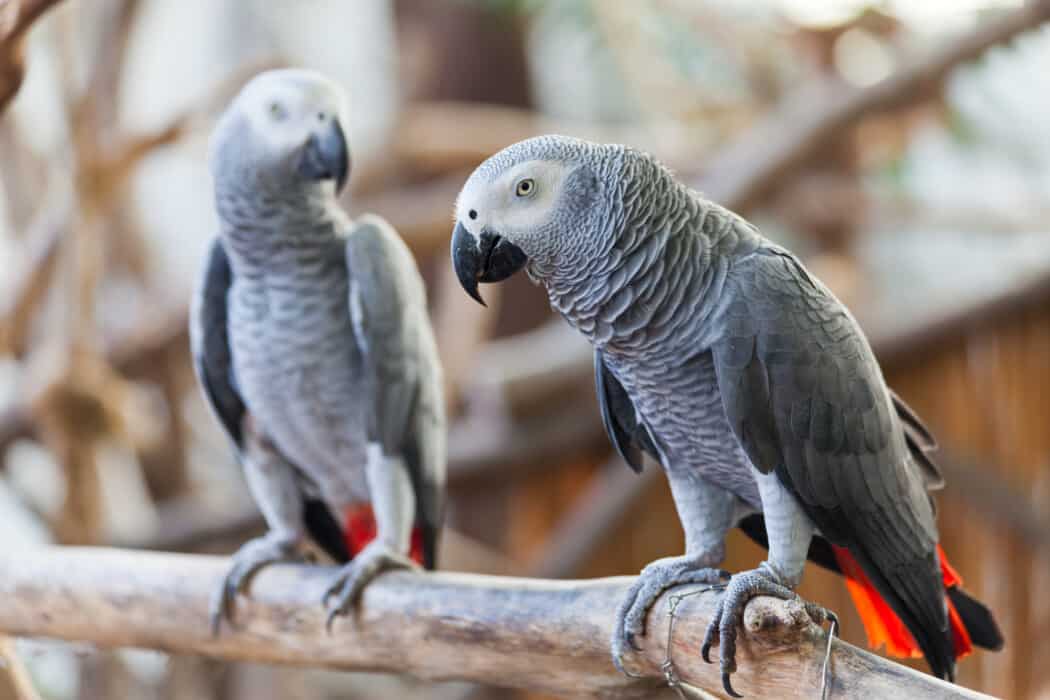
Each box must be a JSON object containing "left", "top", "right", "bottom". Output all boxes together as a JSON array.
[
  {"left": 303, "top": 498, "right": 351, "bottom": 564},
  {"left": 948, "top": 586, "right": 1005, "bottom": 651},
  {"left": 421, "top": 521, "right": 439, "bottom": 571},
  {"left": 739, "top": 513, "right": 1004, "bottom": 668}
]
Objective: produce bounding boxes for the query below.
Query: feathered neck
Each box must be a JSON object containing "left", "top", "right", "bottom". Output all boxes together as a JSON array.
[
  {"left": 213, "top": 172, "right": 347, "bottom": 273},
  {"left": 543, "top": 150, "right": 757, "bottom": 356}
]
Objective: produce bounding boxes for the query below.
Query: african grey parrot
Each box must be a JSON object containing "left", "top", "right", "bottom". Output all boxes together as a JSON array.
[
  {"left": 192, "top": 69, "right": 446, "bottom": 633},
  {"left": 450, "top": 135, "right": 1001, "bottom": 695}
]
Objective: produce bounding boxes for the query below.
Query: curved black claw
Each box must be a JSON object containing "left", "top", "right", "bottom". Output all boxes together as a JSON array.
[
  {"left": 610, "top": 555, "right": 728, "bottom": 676},
  {"left": 322, "top": 542, "right": 414, "bottom": 634},
  {"left": 209, "top": 533, "right": 300, "bottom": 636},
  {"left": 700, "top": 564, "right": 833, "bottom": 698},
  {"left": 724, "top": 671, "right": 742, "bottom": 699}
]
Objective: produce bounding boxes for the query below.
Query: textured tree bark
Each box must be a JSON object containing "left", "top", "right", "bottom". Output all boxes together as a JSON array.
[{"left": 0, "top": 547, "right": 996, "bottom": 700}]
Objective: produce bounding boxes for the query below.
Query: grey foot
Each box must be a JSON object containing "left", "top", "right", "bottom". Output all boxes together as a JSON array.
[
  {"left": 322, "top": 541, "right": 415, "bottom": 632},
  {"left": 700, "top": 563, "right": 833, "bottom": 698},
  {"left": 210, "top": 532, "right": 301, "bottom": 636},
  {"left": 610, "top": 555, "right": 729, "bottom": 675}
]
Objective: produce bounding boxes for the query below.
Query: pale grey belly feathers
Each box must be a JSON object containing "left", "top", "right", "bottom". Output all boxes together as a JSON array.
[
  {"left": 604, "top": 350, "right": 761, "bottom": 510},
  {"left": 229, "top": 269, "right": 369, "bottom": 507}
]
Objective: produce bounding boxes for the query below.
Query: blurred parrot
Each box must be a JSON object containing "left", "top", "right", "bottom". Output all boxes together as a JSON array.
[
  {"left": 450, "top": 135, "right": 1002, "bottom": 695},
  {"left": 192, "top": 69, "right": 445, "bottom": 633}
]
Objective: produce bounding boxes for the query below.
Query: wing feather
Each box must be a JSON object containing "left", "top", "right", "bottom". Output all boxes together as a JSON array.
[
  {"left": 712, "top": 246, "right": 955, "bottom": 678},
  {"left": 594, "top": 349, "right": 659, "bottom": 472},
  {"left": 190, "top": 239, "right": 245, "bottom": 449},
  {"left": 345, "top": 215, "right": 446, "bottom": 569}
]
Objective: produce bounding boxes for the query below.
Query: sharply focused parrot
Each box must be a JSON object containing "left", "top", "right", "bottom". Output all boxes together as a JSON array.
[
  {"left": 192, "top": 69, "right": 446, "bottom": 632},
  {"left": 449, "top": 135, "right": 1002, "bottom": 695}
]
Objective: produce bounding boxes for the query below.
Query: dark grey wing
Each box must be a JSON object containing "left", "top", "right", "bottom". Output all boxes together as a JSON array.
[
  {"left": 190, "top": 239, "right": 350, "bottom": 564},
  {"left": 891, "top": 389, "right": 944, "bottom": 490},
  {"left": 346, "top": 216, "right": 446, "bottom": 570},
  {"left": 594, "top": 348, "right": 658, "bottom": 473},
  {"left": 190, "top": 238, "right": 245, "bottom": 449},
  {"left": 712, "top": 246, "right": 955, "bottom": 680}
]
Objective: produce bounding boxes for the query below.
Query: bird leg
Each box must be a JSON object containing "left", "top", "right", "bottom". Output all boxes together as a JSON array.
[
  {"left": 209, "top": 530, "right": 302, "bottom": 635},
  {"left": 324, "top": 444, "right": 418, "bottom": 632},
  {"left": 322, "top": 540, "right": 415, "bottom": 631},
  {"left": 701, "top": 561, "right": 834, "bottom": 698},
  {"left": 611, "top": 553, "right": 729, "bottom": 674},
  {"left": 210, "top": 433, "right": 308, "bottom": 635},
  {"left": 610, "top": 470, "right": 738, "bottom": 675}
]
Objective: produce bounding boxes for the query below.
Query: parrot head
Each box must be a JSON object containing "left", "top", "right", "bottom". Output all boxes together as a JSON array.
[
  {"left": 210, "top": 69, "right": 351, "bottom": 195},
  {"left": 451, "top": 135, "right": 613, "bottom": 305}
]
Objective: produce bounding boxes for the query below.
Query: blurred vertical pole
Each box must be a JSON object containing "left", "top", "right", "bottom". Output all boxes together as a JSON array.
[
  {"left": 393, "top": 0, "right": 530, "bottom": 547},
  {"left": 1030, "top": 465, "right": 1050, "bottom": 698},
  {"left": 394, "top": 0, "right": 531, "bottom": 106},
  {"left": 396, "top": 0, "right": 518, "bottom": 440},
  {"left": 393, "top": 4, "right": 532, "bottom": 699}
]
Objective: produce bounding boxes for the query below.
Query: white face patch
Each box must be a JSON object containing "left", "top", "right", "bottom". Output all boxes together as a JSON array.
[
  {"left": 232, "top": 69, "right": 350, "bottom": 162},
  {"left": 456, "top": 159, "right": 570, "bottom": 241}
]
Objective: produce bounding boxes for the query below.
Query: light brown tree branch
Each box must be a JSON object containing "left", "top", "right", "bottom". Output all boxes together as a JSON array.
[
  {"left": 701, "top": 0, "right": 1050, "bottom": 212},
  {"left": 359, "top": 0, "right": 1050, "bottom": 250},
  {"left": 0, "top": 0, "right": 64, "bottom": 112},
  {"left": 0, "top": 636, "right": 42, "bottom": 700},
  {"left": 0, "top": 547, "right": 995, "bottom": 700},
  {"left": 386, "top": 102, "right": 712, "bottom": 181},
  {"left": 0, "top": 182, "right": 72, "bottom": 359}
]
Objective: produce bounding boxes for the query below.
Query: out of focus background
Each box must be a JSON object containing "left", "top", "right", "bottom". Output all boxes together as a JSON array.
[{"left": 0, "top": 0, "right": 1048, "bottom": 698}]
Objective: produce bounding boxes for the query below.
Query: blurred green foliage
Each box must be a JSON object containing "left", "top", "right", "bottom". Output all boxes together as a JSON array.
[
  {"left": 462, "top": 0, "right": 594, "bottom": 22},
  {"left": 462, "top": 0, "right": 546, "bottom": 17}
]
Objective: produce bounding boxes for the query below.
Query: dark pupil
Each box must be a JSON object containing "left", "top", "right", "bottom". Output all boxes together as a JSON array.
[{"left": 520, "top": 181, "right": 531, "bottom": 192}]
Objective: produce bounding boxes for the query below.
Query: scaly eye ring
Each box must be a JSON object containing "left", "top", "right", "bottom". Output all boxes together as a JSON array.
[{"left": 515, "top": 178, "right": 536, "bottom": 197}]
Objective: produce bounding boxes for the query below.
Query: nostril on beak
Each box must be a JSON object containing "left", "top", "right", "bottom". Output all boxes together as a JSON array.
[{"left": 469, "top": 209, "right": 478, "bottom": 220}]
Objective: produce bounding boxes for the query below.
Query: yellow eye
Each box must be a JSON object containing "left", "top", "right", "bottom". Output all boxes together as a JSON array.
[{"left": 515, "top": 178, "right": 536, "bottom": 197}]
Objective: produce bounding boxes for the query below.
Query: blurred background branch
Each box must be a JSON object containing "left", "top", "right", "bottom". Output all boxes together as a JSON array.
[
  {"left": 702, "top": 0, "right": 1050, "bottom": 211},
  {"left": 0, "top": 636, "right": 43, "bottom": 700},
  {"left": 0, "top": 0, "right": 64, "bottom": 112}
]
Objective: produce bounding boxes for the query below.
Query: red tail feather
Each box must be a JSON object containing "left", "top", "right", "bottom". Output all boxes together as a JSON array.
[
  {"left": 344, "top": 504, "right": 424, "bottom": 564},
  {"left": 831, "top": 544, "right": 972, "bottom": 659}
]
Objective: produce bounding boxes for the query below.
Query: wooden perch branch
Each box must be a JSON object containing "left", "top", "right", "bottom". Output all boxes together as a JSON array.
[{"left": 0, "top": 547, "right": 993, "bottom": 700}]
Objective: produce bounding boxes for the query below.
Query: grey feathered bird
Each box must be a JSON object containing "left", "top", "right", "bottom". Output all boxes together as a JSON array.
[
  {"left": 450, "top": 135, "right": 1001, "bottom": 695},
  {"left": 192, "top": 69, "right": 445, "bottom": 633}
]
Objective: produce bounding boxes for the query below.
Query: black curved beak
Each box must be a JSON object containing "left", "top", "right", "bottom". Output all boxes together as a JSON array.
[
  {"left": 451, "top": 222, "right": 528, "bottom": 306},
  {"left": 299, "top": 118, "right": 350, "bottom": 193}
]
